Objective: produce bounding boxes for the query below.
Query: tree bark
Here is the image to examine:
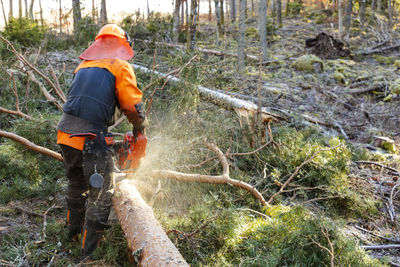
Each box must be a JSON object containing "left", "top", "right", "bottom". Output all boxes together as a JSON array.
[
  {"left": 360, "top": 0, "right": 365, "bottom": 26},
  {"left": 208, "top": 0, "right": 212, "bottom": 20},
  {"left": 238, "top": 0, "right": 246, "bottom": 72},
  {"left": 173, "top": 0, "right": 181, "bottom": 43},
  {"left": 28, "top": 0, "right": 34, "bottom": 19},
  {"left": 276, "top": 0, "right": 282, "bottom": 26},
  {"left": 113, "top": 179, "right": 189, "bottom": 266},
  {"left": 230, "top": 0, "right": 236, "bottom": 21},
  {"left": 59, "top": 0, "right": 62, "bottom": 33},
  {"left": 39, "top": 0, "right": 43, "bottom": 27},
  {"left": 72, "top": 0, "right": 81, "bottom": 35},
  {"left": 338, "top": 0, "right": 343, "bottom": 40},
  {"left": 187, "top": 0, "right": 198, "bottom": 50},
  {"left": 344, "top": 0, "right": 352, "bottom": 40},
  {"left": 388, "top": 0, "right": 392, "bottom": 26},
  {"left": 24, "top": 0, "right": 27, "bottom": 17},
  {"left": 214, "top": 0, "right": 221, "bottom": 46},
  {"left": 8, "top": 0, "right": 12, "bottom": 19},
  {"left": 259, "top": 0, "right": 268, "bottom": 61},
  {"left": 219, "top": 0, "right": 224, "bottom": 29},
  {"left": 377, "top": 0, "right": 381, "bottom": 12},
  {"left": 0, "top": 0, "right": 7, "bottom": 26},
  {"left": 99, "top": 0, "right": 107, "bottom": 25},
  {"left": 91, "top": 0, "right": 96, "bottom": 23},
  {"left": 18, "top": 0, "right": 22, "bottom": 18},
  {"left": 181, "top": 0, "right": 184, "bottom": 25}
]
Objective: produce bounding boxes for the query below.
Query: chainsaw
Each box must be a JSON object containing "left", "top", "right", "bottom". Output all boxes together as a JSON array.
[{"left": 87, "top": 131, "right": 147, "bottom": 188}]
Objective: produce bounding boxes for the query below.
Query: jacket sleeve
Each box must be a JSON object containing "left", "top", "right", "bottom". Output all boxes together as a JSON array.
[{"left": 115, "top": 62, "right": 144, "bottom": 125}]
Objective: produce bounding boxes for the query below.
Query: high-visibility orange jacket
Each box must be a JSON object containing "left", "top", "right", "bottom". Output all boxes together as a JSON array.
[{"left": 57, "top": 58, "right": 143, "bottom": 151}]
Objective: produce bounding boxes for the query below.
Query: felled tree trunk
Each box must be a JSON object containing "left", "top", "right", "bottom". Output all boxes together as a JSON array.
[{"left": 113, "top": 179, "right": 189, "bottom": 266}]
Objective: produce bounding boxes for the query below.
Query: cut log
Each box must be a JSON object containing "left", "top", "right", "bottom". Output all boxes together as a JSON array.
[
  {"left": 132, "top": 64, "right": 285, "bottom": 123},
  {"left": 112, "top": 178, "right": 189, "bottom": 266}
]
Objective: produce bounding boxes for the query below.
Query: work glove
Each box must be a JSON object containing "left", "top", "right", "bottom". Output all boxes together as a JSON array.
[
  {"left": 132, "top": 118, "right": 147, "bottom": 141},
  {"left": 129, "top": 102, "right": 147, "bottom": 141}
]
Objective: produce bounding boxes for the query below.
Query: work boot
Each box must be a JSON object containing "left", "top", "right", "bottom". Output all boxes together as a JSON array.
[
  {"left": 66, "top": 198, "right": 86, "bottom": 241},
  {"left": 81, "top": 220, "right": 109, "bottom": 256}
]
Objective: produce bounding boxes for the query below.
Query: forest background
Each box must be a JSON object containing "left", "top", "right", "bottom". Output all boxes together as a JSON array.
[{"left": 0, "top": 0, "right": 399, "bottom": 266}]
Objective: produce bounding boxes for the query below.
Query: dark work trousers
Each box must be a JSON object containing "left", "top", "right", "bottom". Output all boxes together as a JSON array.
[{"left": 60, "top": 144, "right": 114, "bottom": 226}]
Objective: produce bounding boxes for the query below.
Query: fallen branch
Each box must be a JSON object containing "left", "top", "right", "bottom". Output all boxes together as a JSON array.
[
  {"left": 355, "top": 161, "right": 400, "bottom": 175},
  {"left": 8, "top": 201, "right": 43, "bottom": 217},
  {"left": 152, "top": 139, "right": 268, "bottom": 206},
  {"left": 356, "top": 41, "right": 400, "bottom": 55},
  {"left": 388, "top": 183, "right": 400, "bottom": 223},
  {"left": 0, "top": 130, "right": 63, "bottom": 162},
  {"left": 361, "top": 244, "right": 400, "bottom": 250},
  {"left": 267, "top": 144, "right": 342, "bottom": 204},
  {"left": 354, "top": 225, "right": 400, "bottom": 243},
  {"left": 133, "top": 64, "right": 284, "bottom": 123},
  {"left": 343, "top": 83, "right": 383, "bottom": 94}
]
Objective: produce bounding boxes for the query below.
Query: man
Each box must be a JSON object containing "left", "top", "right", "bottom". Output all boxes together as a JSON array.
[{"left": 57, "top": 24, "right": 145, "bottom": 256}]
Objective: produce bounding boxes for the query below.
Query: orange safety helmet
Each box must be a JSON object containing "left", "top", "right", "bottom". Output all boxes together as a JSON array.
[{"left": 79, "top": 24, "right": 134, "bottom": 61}]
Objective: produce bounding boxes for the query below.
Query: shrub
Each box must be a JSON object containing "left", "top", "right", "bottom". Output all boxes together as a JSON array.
[{"left": 3, "top": 18, "right": 45, "bottom": 47}]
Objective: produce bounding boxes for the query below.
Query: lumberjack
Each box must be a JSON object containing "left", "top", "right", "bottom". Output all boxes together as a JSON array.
[{"left": 56, "top": 24, "right": 146, "bottom": 256}]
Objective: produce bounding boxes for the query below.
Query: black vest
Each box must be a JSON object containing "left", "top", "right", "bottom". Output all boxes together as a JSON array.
[{"left": 62, "top": 67, "right": 117, "bottom": 128}]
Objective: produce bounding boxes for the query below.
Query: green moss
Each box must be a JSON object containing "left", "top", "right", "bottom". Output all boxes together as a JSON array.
[
  {"left": 333, "top": 71, "right": 346, "bottom": 84},
  {"left": 389, "top": 78, "right": 400, "bottom": 94},
  {"left": 291, "top": 55, "right": 324, "bottom": 72}
]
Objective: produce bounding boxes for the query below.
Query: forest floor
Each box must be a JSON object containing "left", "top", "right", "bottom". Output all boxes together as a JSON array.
[{"left": 1, "top": 14, "right": 400, "bottom": 266}]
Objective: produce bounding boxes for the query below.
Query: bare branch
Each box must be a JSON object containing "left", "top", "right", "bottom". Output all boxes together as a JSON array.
[
  {"left": 0, "top": 130, "right": 63, "bottom": 162},
  {"left": 152, "top": 140, "right": 268, "bottom": 206}
]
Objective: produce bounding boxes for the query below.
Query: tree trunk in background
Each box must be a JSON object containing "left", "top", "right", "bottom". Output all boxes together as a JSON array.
[
  {"left": 39, "top": 0, "right": 44, "bottom": 27},
  {"left": 185, "top": 0, "right": 188, "bottom": 28},
  {"left": 371, "top": 0, "right": 376, "bottom": 10},
  {"left": 187, "top": 0, "right": 198, "bottom": 50},
  {"left": 251, "top": 0, "right": 254, "bottom": 16},
  {"left": 214, "top": 0, "right": 221, "bottom": 45},
  {"left": 344, "top": 0, "right": 352, "bottom": 40},
  {"left": 219, "top": 0, "right": 224, "bottom": 31},
  {"left": 388, "top": 0, "right": 392, "bottom": 26},
  {"left": 181, "top": 0, "right": 184, "bottom": 25},
  {"left": 91, "top": 0, "right": 95, "bottom": 22},
  {"left": 0, "top": 0, "right": 7, "bottom": 26},
  {"left": 377, "top": 0, "right": 381, "bottom": 12},
  {"left": 72, "top": 0, "right": 82, "bottom": 35},
  {"left": 29, "top": 0, "right": 34, "bottom": 19},
  {"left": 230, "top": 0, "right": 236, "bottom": 21},
  {"left": 338, "top": 0, "right": 343, "bottom": 39},
  {"left": 360, "top": 0, "right": 365, "bottom": 26},
  {"left": 208, "top": 0, "right": 212, "bottom": 20},
  {"left": 259, "top": 0, "right": 267, "bottom": 60},
  {"left": 197, "top": 0, "right": 200, "bottom": 23},
  {"left": 173, "top": 0, "right": 181, "bottom": 43},
  {"left": 18, "top": 0, "right": 22, "bottom": 18},
  {"left": 238, "top": 0, "right": 246, "bottom": 72},
  {"left": 270, "top": 0, "right": 275, "bottom": 18},
  {"left": 8, "top": 0, "right": 12, "bottom": 19},
  {"left": 99, "top": 0, "right": 107, "bottom": 25},
  {"left": 276, "top": 0, "right": 282, "bottom": 26},
  {"left": 59, "top": 0, "right": 62, "bottom": 33},
  {"left": 24, "top": 0, "right": 27, "bottom": 17}
]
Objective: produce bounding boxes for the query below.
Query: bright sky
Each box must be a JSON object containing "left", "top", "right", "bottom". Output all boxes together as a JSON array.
[{"left": 0, "top": 0, "right": 175, "bottom": 28}]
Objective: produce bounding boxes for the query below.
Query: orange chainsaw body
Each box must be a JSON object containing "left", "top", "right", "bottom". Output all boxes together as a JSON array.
[{"left": 116, "top": 132, "right": 147, "bottom": 172}]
